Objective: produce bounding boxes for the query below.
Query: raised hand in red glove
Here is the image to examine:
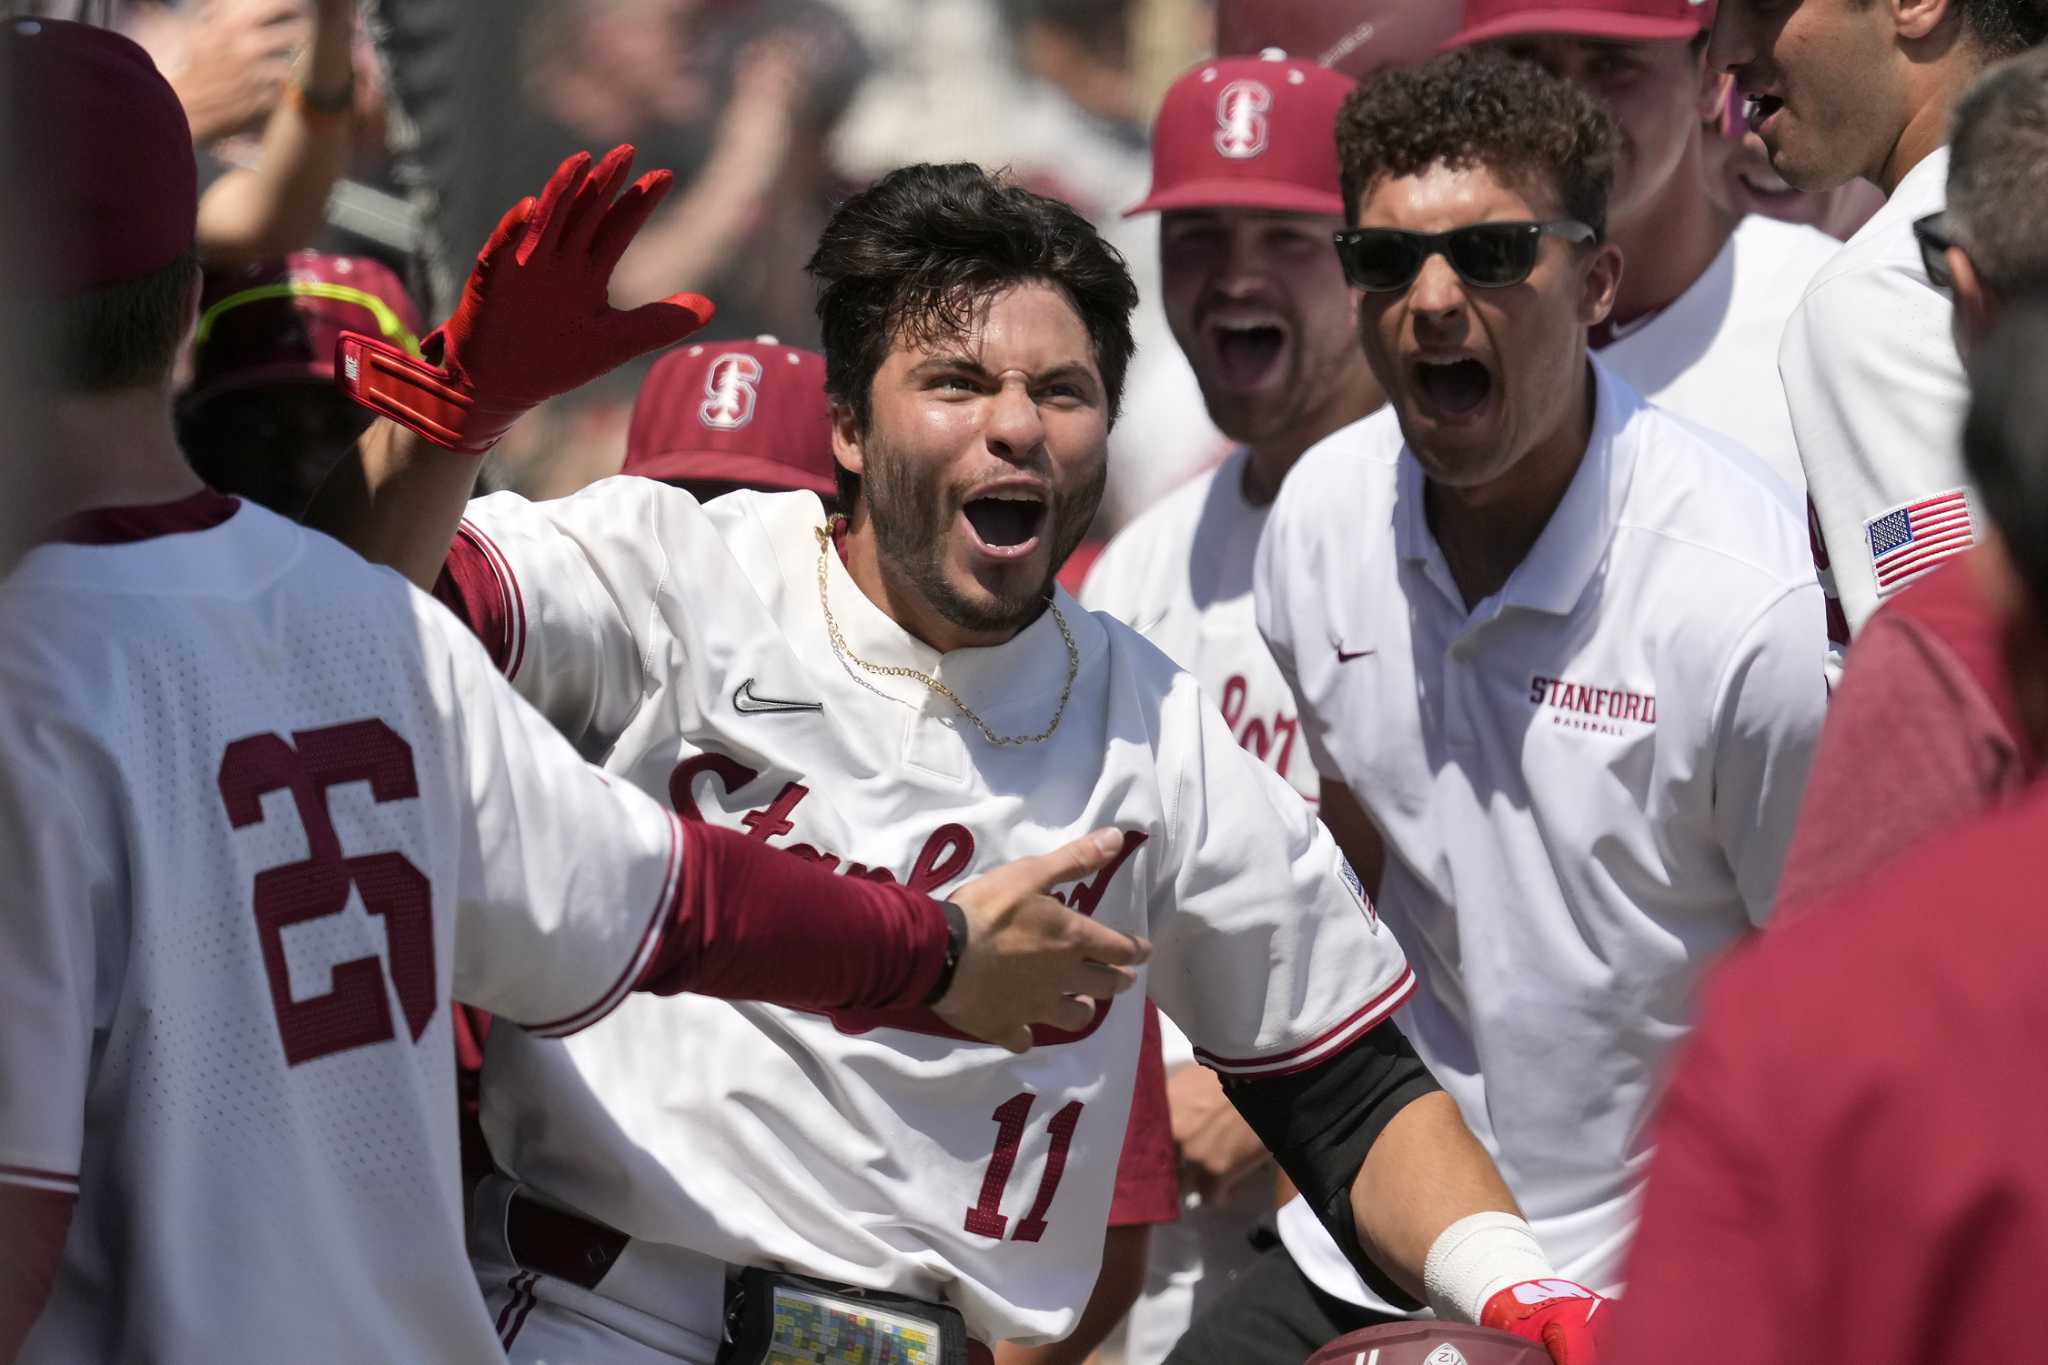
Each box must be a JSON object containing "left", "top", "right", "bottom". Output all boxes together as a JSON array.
[
  {"left": 336, "top": 144, "right": 714, "bottom": 453},
  {"left": 1481, "top": 1278, "right": 1610, "bottom": 1365}
]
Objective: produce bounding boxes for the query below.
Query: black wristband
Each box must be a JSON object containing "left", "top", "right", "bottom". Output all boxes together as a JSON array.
[{"left": 922, "top": 901, "right": 970, "bottom": 1006}]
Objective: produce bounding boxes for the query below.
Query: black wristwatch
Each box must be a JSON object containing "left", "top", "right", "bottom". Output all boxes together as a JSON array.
[{"left": 921, "top": 901, "right": 970, "bottom": 1006}]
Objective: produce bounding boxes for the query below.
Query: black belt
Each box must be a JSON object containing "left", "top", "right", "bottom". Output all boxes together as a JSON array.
[{"left": 504, "top": 1189, "right": 630, "bottom": 1291}]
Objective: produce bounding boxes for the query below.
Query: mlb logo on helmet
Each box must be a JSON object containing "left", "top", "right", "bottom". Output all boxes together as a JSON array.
[{"left": 699, "top": 352, "right": 764, "bottom": 431}]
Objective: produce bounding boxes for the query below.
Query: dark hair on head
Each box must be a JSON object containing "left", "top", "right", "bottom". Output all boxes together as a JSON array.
[
  {"left": 38, "top": 249, "right": 198, "bottom": 392},
  {"left": 807, "top": 162, "right": 1138, "bottom": 509},
  {"left": 1964, "top": 293, "right": 2048, "bottom": 609},
  {"left": 1950, "top": 47, "right": 2048, "bottom": 295},
  {"left": 1955, "top": 0, "right": 2048, "bottom": 57},
  {"left": 1335, "top": 49, "right": 1617, "bottom": 239}
]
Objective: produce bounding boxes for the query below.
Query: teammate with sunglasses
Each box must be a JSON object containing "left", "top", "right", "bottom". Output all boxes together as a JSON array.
[{"left": 1205, "top": 50, "right": 1828, "bottom": 1365}]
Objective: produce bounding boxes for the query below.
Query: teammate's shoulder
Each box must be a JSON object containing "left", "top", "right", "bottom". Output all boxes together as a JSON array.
[
  {"left": 1730, "top": 213, "right": 1842, "bottom": 294},
  {"left": 1608, "top": 373, "right": 1812, "bottom": 585},
  {"left": 1086, "top": 454, "right": 1243, "bottom": 596}
]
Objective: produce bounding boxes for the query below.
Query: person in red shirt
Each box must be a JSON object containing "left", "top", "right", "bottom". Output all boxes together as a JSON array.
[
  {"left": 1772, "top": 48, "right": 2048, "bottom": 914},
  {"left": 1607, "top": 296, "right": 2048, "bottom": 1365}
]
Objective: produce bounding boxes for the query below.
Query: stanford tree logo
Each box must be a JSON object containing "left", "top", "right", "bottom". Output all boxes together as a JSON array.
[
  {"left": 698, "top": 352, "right": 763, "bottom": 430},
  {"left": 1214, "top": 79, "right": 1271, "bottom": 159}
]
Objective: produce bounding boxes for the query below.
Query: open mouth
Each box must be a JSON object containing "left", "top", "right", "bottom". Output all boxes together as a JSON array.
[
  {"left": 1412, "top": 357, "right": 1493, "bottom": 419},
  {"left": 961, "top": 489, "right": 1048, "bottom": 559},
  {"left": 1744, "top": 94, "right": 1785, "bottom": 136},
  {"left": 1206, "top": 318, "right": 1290, "bottom": 391}
]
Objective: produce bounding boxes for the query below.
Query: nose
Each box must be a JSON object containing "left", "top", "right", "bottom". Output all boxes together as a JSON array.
[
  {"left": 1406, "top": 251, "right": 1469, "bottom": 330},
  {"left": 1212, "top": 222, "right": 1267, "bottom": 297},
  {"left": 1705, "top": 7, "right": 1750, "bottom": 74},
  {"left": 985, "top": 377, "right": 1046, "bottom": 465}
]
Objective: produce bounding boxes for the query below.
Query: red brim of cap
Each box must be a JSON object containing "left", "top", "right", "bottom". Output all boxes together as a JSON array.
[
  {"left": 1446, "top": 11, "right": 1708, "bottom": 48},
  {"left": 1124, "top": 179, "right": 1348, "bottom": 219},
  {"left": 623, "top": 449, "right": 837, "bottom": 497}
]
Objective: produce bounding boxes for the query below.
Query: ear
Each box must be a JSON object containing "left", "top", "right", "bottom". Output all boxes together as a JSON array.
[
  {"left": 1698, "top": 60, "right": 1733, "bottom": 126},
  {"left": 830, "top": 402, "right": 866, "bottom": 481},
  {"left": 1578, "top": 240, "right": 1626, "bottom": 328},
  {"left": 1894, "top": 0, "right": 1952, "bottom": 42},
  {"left": 1949, "top": 246, "right": 1997, "bottom": 357}
]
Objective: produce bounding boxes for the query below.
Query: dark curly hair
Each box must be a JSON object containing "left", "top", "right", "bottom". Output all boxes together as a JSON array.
[
  {"left": 1336, "top": 50, "right": 1617, "bottom": 240},
  {"left": 807, "top": 163, "right": 1138, "bottom": 507}
]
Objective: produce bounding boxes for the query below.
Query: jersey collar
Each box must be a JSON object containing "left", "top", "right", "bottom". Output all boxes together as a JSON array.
[{"left": 1396, "top": 356, "right": 1639, "bottom": 620}]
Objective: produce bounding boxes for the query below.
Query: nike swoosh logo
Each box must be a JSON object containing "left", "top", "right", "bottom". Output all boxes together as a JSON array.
[
  {"left": 733, "top": 679, "right": 824, "bottom": 714},
  {"left": 1335, "top": 647, "right": 1376, "bottom": 663}
]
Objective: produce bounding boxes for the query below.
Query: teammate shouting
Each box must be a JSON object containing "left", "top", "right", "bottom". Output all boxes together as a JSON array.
[
  {"left": 1235, "top": 51, "right": 1827, "bottom": 1363},
  {"left": 310, "top": 151, "right": 1606, "bottom": 1361},
  {"left": 1084, "top": 49, "right": 1384, "bottom": 1365},
  {"left": 0, "top": 21, "right": 1146, "bottom": 1363}
]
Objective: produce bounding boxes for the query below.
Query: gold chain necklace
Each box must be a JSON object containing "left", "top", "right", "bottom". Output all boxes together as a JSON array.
[{"left": 813, "top": 522, "right": 1078, "bottom": 747}]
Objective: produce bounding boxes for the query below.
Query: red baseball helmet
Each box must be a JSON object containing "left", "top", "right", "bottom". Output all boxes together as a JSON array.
[
  {"left": 185, "top": 252, "right": 423, "bottom": 411},
  {"left": 624, "top": 337, "right": 837, "bottom": 497},
  {"left": 1304, "top": 1322, "right": 1548, "bottom": 1365}
]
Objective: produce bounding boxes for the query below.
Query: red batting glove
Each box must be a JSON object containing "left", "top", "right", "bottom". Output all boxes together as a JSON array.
[
  {"left": 335, "top": 144, "right": 714, "bottom": 453},
  {"left": 1481, "top": 1278, "right": 1610, "bottom": 1365}
]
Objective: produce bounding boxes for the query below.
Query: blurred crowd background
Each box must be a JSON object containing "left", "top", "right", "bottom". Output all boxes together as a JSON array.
[{"left": 7, "top": 0, "right": 1244, "bottom": 528}]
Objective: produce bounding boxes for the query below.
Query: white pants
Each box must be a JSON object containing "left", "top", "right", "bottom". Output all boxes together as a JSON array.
[{"left": 470, "top": 1177, "right": 725, "bottom": 1365}]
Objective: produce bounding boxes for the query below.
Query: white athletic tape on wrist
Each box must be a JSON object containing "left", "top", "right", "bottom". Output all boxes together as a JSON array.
[{"left": 1421, "top": 1210, "right": 1556, "bottom": 1324}]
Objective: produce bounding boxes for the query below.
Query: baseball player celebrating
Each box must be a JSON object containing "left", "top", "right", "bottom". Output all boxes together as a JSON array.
[
  {"left": 1223, "top": 52, "right": 1828, "bottom": 1364},
  {"left": 0, "top": 21, "right": 1147, "bottom": 1363},
  {"left": 1451, "top": 0, "right": 1839, "bottom": 496},
  {"left": 1713, "top": 0, "right": 2047, "bottom": 639},
  {"left": 1083, "top": 49, "right": 1383, "bottom": 1365},
  {"left": 310, "top": 147, "right": 1610, "bottom": 1362}
]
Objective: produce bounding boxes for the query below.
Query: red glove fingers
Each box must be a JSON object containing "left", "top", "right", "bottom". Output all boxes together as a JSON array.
[
  {"left": 1481, "top": 1278, "right": 1610, "bottom": 1365},
  {"left": 336, "top": 144, "right": 714, "bottom": 453}
]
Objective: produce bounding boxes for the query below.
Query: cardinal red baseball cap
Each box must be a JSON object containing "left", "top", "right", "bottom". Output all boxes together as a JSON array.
[
  {"left": 625, "top": 338, "right": 837, "bottom": 496},
  {"left": 1447, "top": 0, "right": 1718, "bottom": 47},
  {"left": 3, "top": 17, "right": 197, "bottom": 296},
  {"left": 184, "top": 253, "right": 424, "bottom": 411},
  {"left": 1126, "top": 50, "right": 1355, "bottom": 219}
]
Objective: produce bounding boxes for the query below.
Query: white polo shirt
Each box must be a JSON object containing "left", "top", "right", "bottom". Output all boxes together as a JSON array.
[
  {"left": 1780, "top": 146, "right": 1974, "bottom": 638},
  {"left": 1599, "top": 213, "right": 1839, "bottom": 497},
  {"left": 1255, "top": 360, "right": 1827, "bottom": 1312}
]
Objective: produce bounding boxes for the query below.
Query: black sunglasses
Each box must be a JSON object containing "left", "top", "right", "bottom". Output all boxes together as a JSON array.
[
  {"left": 1912, "top": 211, "right": 1958, "bottom": 291},
  {"left": 1332, "top": 220, "right": 1598, "bottom": 292}
]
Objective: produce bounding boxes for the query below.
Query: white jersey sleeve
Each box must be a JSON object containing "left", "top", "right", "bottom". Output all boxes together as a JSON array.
[
  {"left": 1706, "top": 582, "right": 1827, "bottom": 925},
  {"left": 1144, "top": 672, "right": 1413, "bottom": 1077},
  {"left": 1779, "top": 240, "right": 1971, "bottom": 637},
  {"left": 1251, "top": 489, "right": 1342, "bottom": 787},
  {"left": 424, "top": 605, "right": 681, "bottom": 1033},
  {"left": 0, "top": 705, "right": 110, "bottom": 1203},
  {"left": 446, "top": 477, "right": 681, "bottom": 754}
]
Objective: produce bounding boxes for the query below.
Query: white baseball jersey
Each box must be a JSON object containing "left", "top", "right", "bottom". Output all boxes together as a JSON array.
[
  {"left": 1081, "top": 448, "right": 1319, "bottom": 806},
  {"left": 1780, "top": 147, "right": 1973, "bottom": 637},
  {"left": 443, "top": 480, "right": 1409, "bottom": 1346},
  {"left": 1255, "top": 361, "right": 1826, "bottom": 1313},
  {"left": 1598, "top": 213, "right": 1839, "bottom": 497},
  {"left": 0, "top": 492, "right": 690, "bottom": 1364}
]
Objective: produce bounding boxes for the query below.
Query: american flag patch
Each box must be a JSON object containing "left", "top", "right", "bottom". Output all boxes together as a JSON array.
[{"left": 1865, "top": 488, "right": 1975, "bottom": 599}]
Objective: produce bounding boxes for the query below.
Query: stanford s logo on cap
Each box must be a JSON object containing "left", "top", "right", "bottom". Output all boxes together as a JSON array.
[
  {"left": 1214, "top": 79, "right": 1271, "bottom": 159},
  {"left": 699, "top": 352, "right": 763, "bottom": 431}
]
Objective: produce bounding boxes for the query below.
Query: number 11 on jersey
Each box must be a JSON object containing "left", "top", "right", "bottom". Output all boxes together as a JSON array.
[{"left": 964, "top": 1092, "right": 1084, "bottom": 1243}]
